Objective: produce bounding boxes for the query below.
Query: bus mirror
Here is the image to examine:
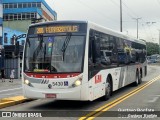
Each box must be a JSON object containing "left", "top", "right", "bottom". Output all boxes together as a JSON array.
[{"left": 14, "top": 41, "right": 19, "bottom": 56}]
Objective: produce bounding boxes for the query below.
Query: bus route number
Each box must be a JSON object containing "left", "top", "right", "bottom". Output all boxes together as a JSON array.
[{"left": 37, "top": 27, "right": 44, "bottom": 34}]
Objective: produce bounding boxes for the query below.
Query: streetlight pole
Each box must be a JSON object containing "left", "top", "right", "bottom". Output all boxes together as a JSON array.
[
  {"left": 158, "top": 30, "right": 160, "bottom": 54},
  {"left": 120, "top": 0, "right": 122, "bottom": 32},
  {"left": 133, "top": 18, "right": 141, "bottom": 39}
]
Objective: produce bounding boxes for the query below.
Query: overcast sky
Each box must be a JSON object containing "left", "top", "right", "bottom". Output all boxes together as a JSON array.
[{"left": 46, "top": 0, "right": 160, "bottom": 43}]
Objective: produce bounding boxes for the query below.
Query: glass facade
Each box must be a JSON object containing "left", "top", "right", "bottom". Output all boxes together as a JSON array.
[
  {"left": 3, "top": 2, "right": 41, "bottom": 21},
  {"left": 2, "top": 0, "right": 57, "bottom": 45},
  {"left": 3, "top": 13, "right": 37, "bottom": 21},
  {"left": 3, "top": 0, "right": 57, "bottom": 22},
  {"left": 3, "top": 2, "right": 41, "bottom": 9}
]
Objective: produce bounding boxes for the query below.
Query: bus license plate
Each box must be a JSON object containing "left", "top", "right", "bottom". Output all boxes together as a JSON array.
[{"left": 45, "top": 94, "right": 56, "bottom": 98}]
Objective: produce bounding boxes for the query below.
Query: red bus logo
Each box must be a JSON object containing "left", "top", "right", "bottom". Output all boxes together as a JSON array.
[{"left": 95, "top": 75, "right": 102, "bottom": 84}]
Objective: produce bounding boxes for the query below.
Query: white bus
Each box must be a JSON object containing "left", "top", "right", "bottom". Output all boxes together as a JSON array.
[{"left": 22, "top": 21, "right": 147, "bottom": 101}]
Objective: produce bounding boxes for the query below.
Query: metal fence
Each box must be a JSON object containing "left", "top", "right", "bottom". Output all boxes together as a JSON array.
[{"left": 4, "top": 58, "right": 19, "bottom": 79}]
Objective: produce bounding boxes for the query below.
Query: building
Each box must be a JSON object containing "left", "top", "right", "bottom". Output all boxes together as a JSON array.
[
  {"left": 0, "top": 0, "right": 4, "bottom": 70},
  {"left": 2, "top": 0, "right": 57, "bottom": 45},
  {"left": 0, "top": 0, "right": 2, "bottom": 45},
  {"left": 2, "top": 0, "right": 57, "bottom": 78}
]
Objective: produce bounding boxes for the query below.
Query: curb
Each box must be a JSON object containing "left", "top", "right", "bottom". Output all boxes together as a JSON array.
[{"left": 0, "top": 96, "right": 28, "bottom": 109}]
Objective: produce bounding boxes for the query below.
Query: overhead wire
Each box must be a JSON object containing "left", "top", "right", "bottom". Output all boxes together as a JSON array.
[
  {"left": 76, "top": 0, "right": 120, "bottom": 26},
  {"left": 157, "top": 0, "right": 160, "bottom": 5},
  {"left": 51, "top": 0, "right": 158, "bottom": 41},
  {"left": 122, "top": 0, "right": 155, "bottom": 40}
]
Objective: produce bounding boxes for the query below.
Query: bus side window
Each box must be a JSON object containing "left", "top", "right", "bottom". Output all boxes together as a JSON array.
[
  {"left": 92, "top": 37, "right": 101, "bottom": 64},
  {"left": 89, "top": 36, "right": 93, "bottom": 65},
  {"left": 109, "top": 36, "right": 118, "bottom": 64},
  {"left": 89, "top": 31, "right": 101, "bottom": 64}
]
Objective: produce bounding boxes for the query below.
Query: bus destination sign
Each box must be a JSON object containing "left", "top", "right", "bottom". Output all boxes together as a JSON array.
[{"left": 36, "top": 25, "right": 79, "bottom": 34}]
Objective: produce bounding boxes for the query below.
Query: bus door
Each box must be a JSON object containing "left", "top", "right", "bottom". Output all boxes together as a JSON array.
[{"left": 88, "top": 33, "right": 104, "bottom": 100}]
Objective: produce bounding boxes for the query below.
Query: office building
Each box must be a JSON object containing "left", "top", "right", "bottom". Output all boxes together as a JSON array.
[
  {"left": 2, "top": 0, "right": 57, "bottom": 78},
  {"left": 3, "top": 0, "right": 57, "bottom": 45},
  {"left": 0, "top": 0, "right": 2, "bottom": 45}
]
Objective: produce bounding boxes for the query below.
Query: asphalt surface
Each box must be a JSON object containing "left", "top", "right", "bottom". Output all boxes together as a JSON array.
[
  {"left": 0, "top": 65, "right": 160, "bottom": 120},
  {"left": 97, "top": 65, "right": 160, "bottom": 120},
  {"left": 0, "top": 79, "right": 22, "bottom": 99}
]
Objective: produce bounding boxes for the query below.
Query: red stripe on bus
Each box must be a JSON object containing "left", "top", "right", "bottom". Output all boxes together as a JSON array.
[{"left": 25, "top": 73, "right": 81, "bottom": 78}]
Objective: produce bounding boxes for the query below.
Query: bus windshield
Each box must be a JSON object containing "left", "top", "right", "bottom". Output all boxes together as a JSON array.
[{"left": 24, "top": 35, "right": 85, "bottom": 73}]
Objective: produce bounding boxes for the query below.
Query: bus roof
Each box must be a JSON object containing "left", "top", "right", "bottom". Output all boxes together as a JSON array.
[
  {"left": 29, "top": 20, "right": 146, "bottom": 45},
  {"left": 88, "top": 21, "right": 146, "bottom": 45}
]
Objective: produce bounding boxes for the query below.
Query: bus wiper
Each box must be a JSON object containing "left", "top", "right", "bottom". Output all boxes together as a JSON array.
[
  {"left": 61, "top": 33, "right": 72, "bottom": 61},
  {"left": 33, "top": 35, "right": 44, "bottom": 61},
  {"left": 26, "top": 38, "right": 30, "bottom": 47},
  {"left": 43, "top": 44, "right": 46, "bottom": 61}
]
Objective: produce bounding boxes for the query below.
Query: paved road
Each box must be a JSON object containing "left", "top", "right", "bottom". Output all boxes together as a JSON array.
[
  {"left": 96, "top": 65, "right": 160, "bottom": 120},
  {"left": 0, "top": 79, "right": 22, "bottom": 99},
  {"left": 0, "top": 65, "right": 160, "bottom": 120}
]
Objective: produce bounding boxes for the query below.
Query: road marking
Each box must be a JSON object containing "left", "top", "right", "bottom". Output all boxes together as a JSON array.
[
  {"left": 148, "top": 96, "right": 159, "bottom": 103},
  {"left": 0, "top": 87, "right": 22, "bottom": 93},
  {"left": 148, "top": 95, "right": 160, "bottom": 103},
  {"left": 79, "top": 75, "right": 160, "bottom": 120},
  {"left": 0, "top": 93, "right": 22, "bottom": 96},
  {"left": 88, "top": 79, "right": 158, "bottom": 120}
]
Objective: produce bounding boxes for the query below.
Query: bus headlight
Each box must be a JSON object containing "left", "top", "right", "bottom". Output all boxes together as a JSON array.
[
  {"left": 24, "top": 79, "right": 33, "bottom": 87},
  {"left": 72, "top": 77, "right": 82, "bottom": 87},
  {"left": 24, "top": 79, "right": 30, "bottom": 85}
]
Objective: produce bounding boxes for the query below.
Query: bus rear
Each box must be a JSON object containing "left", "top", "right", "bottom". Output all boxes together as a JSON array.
[{"left": 23, "top": 21, "right": 89, "bottom": 100}]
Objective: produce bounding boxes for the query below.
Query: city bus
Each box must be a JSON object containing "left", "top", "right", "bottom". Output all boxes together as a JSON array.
[{"left": 22, "top": 21, "right": 147, "bottom": 101}]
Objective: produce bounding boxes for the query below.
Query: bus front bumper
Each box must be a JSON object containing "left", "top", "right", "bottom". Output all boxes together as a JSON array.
[{"left": 23, "top": 84, "right": 87, "bottom": 101}]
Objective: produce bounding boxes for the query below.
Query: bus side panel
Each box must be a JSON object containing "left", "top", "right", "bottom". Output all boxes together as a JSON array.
[
  {"left": 88, "top": 64, "right": 146, "bottom": 101},
  {"left": 80, "top": 25, "right": 90, "bottom": 101},
  {"left": 122, "top": 65, "right": 137, "bottom": 87},
  {"left": 88, "top": 68, "right": 122, "bottom": 101},
  {"left": 143, "top": 61, "right": 147, "bottom": 77}
]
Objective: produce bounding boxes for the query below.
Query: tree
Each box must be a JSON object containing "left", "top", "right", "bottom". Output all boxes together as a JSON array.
[{"left": 146, "top": 42, "right": 159, "bottom": 56}]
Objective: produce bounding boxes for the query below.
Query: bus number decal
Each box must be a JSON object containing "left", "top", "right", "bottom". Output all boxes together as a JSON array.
[
  {"left": 52, "top": 82, "right": 63, "bottom": 86},
  {"left": 95, "top": 75, "right": 102, "bottom": 84},
  {"left": 52, "top": 81, "right": 68, "bottom": 86}
]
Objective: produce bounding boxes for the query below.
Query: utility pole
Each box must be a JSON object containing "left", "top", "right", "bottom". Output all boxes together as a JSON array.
[
  {"left": 158, "top": 30, "right": 160, "bottom": 54},
  {"left": 133, "top": 18, "right": 141, "bottom": 39},
  {"left": 120, "top": 0, "right": 122, "bottom": 32}
]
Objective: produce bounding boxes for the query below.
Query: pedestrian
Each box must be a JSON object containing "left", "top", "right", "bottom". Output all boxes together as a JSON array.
[
  {"left": 9, "top": 69, "right": 15, "bottom": 83},
  {"left": 0, "top": 68, "right": 5, "bottom": 82}
]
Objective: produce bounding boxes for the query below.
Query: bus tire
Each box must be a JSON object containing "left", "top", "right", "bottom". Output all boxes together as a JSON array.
[
  {"left": 145, "top": 66, "right": 147, "bottom": 76},
  {"left": 134, "top": 71, "right": 140, "bottom": 86},
  {"left": 102, "top": 77, "right": 112, "bottom": 101},
  {"left": 139, "top": 70, "right": 142, "bottom": 84}
]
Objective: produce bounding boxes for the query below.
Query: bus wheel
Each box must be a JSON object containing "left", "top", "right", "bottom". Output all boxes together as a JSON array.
[
  {"left": 134, "top": 71, "right": 139, "bottom": 86},
  {"left": 145, "top": 66, "right": 147, "bottom": 76},
  {"left": 103, "top": 77, "right": 112, "bottom": 101},
  {"left": 138, "top": 71, "right": 142, "bottom": 84}
]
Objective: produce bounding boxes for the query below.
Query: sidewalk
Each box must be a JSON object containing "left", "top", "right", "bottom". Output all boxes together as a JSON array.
[
  {"left": 0, "top": 79, "right": 23, "bottom": 99},
  {"left": 0, "top": 79, "right": 22, "bottom": 90},
  {"left": 0, "top": 79, "right": 31, "bottom": 109}
]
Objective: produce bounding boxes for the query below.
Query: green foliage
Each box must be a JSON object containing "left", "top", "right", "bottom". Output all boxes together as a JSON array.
[{"left": 146, "top": 42, "right": 159, "bottom": 56}]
